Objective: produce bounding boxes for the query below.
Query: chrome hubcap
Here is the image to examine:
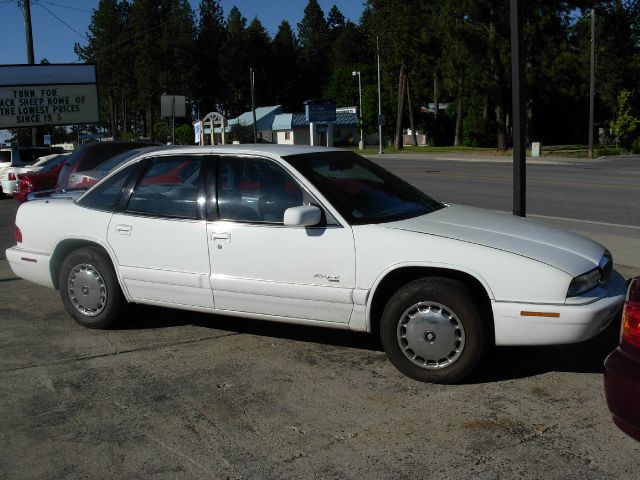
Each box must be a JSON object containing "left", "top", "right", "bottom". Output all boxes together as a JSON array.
[
  {"left": 397, "top": 301, "right": 465, "bottom": 369},
  {"left": 68, "top": 264, "right": 107, "bottom": 317}
]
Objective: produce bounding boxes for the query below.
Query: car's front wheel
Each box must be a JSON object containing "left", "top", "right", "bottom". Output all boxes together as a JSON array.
[
  {"left": 380, "top": 277, "right": 485, "bottom": 384},
  {"left": 59, "top": 246, "right": 123, "bottom": 329}
]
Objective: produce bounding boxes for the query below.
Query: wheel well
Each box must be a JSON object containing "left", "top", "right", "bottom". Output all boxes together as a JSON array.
[
  {"left": 50, "top": 240, "right": 112, "bottom": 290},
  {"left": 369, "top": 267, "right": 495, "bottom": 344}
]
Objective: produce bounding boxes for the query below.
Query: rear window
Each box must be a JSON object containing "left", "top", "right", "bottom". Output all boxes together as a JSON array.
[{"left": 79, "top": 143, "right": 154, "bottom": 171}]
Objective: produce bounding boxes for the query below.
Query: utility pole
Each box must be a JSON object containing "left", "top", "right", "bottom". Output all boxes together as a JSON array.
[
  {"left": 250, "top": 67, "right": 257, "bottom": 144},
  {"left": 352, "top": 71, "right": 363, "bottom": 150},
  {"left": 588, "top": 8, "right": 596, "bottom": 159},
  {"left": 394, "top": 63, "right": 406, "bottom": 151},
  {"left": 377, "top": 36, "right": 383, "bottom": 154},
  {"left": 510, "top": 0, "right": 526, "bottom": 217},
  {"left": 19, "top": 0, "right": 38, "bottom": 146}
]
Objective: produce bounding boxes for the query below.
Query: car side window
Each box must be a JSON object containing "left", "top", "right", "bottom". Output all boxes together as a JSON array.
[
  {"left": 217, "top": 156, "right": 305, "bottom": 223},
  {"left": 126, "top": 157, "right": 202, "bottom": 219},
  {"left": 77, "top": 165, "right": 134, "bottom": 212}
]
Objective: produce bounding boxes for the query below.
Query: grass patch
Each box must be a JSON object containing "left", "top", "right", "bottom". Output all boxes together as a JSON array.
[{"left": 349, "top": 145, "right": 499, "bottom": 155}]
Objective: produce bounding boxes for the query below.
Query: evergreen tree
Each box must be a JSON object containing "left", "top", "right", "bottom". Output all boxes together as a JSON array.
[
  {"left": 195, "top": 0, "right": 225, "bottom": 116},
  {"left": 271, "top": 21, "right": 302, "bottom": 111},
  {"left": 246, "top": 17, "right": 272, "bottom": 106},
  {"left": 220, "top": 7, "right": 249, "bottom": 117},
  {"left": 298, "top": 0, "right": 330, "bottom": 100},
  {"left": 75, "top": 0, "right": 129, "bottom": 138}
]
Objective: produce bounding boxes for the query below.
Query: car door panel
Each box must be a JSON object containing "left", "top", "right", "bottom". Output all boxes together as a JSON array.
[{"left": 208, "top": 222, "right": 355, "bottom": 322}]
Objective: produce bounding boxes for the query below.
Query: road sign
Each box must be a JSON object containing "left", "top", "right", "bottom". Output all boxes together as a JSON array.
[
  {"left": 304, "top": 100, "right": 336, "bottom": 122},
  {"left": 378, "top": 114, "right": 386, "bottom": 126},
  {"left": 161, "top": 95, "right": 186, "bottom": 118},
  {"left": 193, "top": 120, "right": 202, "bottom": 143},
  {"left": 43, "top": 134, "right": 51, "bottom": 145}
]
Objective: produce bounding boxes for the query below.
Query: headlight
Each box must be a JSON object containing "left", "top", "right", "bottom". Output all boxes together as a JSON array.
[
  {"left": 567, "top": 268, "right": 602, "bottom": 297},
  {"left": 567, "top": 250, "right": 613, "bottom": 297}
]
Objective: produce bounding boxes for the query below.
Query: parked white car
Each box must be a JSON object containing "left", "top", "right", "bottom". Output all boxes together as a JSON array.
[{"left": 6, "top": 146, "right": 627, "bottom": 383}]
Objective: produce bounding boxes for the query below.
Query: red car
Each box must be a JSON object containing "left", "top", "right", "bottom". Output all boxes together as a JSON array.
[
  {"left": 14, "top": 155, "right": 68, "bottom": 203},
  {"left": 604, "top": 277, "right": 640, "bottom": 441}
]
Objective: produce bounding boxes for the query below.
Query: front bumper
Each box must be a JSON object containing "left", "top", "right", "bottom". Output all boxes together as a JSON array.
[
  {"left": 604, "top": 345, "right": 640, "bottom": 442},
  {"left": 493, "top": 270, "right": 627, "bottom": 346}
]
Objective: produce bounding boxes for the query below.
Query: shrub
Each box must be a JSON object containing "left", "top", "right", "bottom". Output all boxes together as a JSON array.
[
  {"left": 462, "top": 115, "right": 494, "bottom": 147},
  {"left": 632, "top": 137, "right": 640, "bottom": 154},
  {"left": 595, "top": 146, "right": 622, "bottom": 157}
]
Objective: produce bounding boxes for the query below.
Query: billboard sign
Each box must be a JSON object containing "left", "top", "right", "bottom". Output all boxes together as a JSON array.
[
  {"left": 0, "top": 64, "right": 99, "bottom": 129},
  {"left": 304, "top": 100, "right": 336, "bottom": 122}
]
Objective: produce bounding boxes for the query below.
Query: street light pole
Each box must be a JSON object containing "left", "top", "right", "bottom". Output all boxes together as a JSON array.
[
  {"left": 377, "top": 36, "right": 383, "bottom": 154},
  {"left": 352, "top": 71, "right": 363, "bottom": 150}
]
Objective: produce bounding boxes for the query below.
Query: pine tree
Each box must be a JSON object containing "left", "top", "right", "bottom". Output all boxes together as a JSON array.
[
  {"left": 272, "top": 21, "right": 302, "bottom": 111},
  {"left": 220, "top": 7, "right": 249, "bottom": 117},
  {"left": 195, "top": 0, "right": 225, "bottom": 116},
  {"left": 298, "top": 0, "right": 330, "bottom": 100}
]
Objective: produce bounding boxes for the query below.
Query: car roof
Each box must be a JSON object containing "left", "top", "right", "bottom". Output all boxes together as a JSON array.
[{"left": 149, "top": 144, "right": 349, "bottom": 157}]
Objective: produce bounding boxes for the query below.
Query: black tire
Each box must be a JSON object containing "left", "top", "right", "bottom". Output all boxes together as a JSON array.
[
  {"left": 58, "top": 246, "right": 123, "bottom": 329},
  {"left": 380, "top": 277, "right": 485, "bottom": 384}
]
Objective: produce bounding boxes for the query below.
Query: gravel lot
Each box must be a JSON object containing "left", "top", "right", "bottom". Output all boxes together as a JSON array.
[{"left": 1, "top": 186, "right": 639, "bottom": 479}]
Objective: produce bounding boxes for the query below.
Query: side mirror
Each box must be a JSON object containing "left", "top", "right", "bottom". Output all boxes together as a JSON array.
[{"left": 284, "top": 205, "right": 322, "bottom": 227}]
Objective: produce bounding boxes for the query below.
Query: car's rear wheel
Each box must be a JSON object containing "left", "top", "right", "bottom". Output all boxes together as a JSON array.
[
  {"left": 380, "top": 277, "right": 485, "bottom": 384},
  {"left": 59, "top": 246, "right": 123, "bottom": 329}
]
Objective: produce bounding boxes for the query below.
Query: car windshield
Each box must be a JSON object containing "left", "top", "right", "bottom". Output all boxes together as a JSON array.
[{"left": 283, "top": 151, "right": 443, "bottom": 225}]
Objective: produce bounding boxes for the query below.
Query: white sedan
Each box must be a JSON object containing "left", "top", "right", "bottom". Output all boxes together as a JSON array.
[{"left": 6, "top": 146, "right": 627, "bottom": 383}]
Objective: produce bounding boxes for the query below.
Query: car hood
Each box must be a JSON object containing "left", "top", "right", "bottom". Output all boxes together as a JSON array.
[{"left": 380, "top": 204, "right": 605, "bottom": 276}]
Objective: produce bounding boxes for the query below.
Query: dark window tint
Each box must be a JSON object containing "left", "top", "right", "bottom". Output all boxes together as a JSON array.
[
  {"left": 217, "top": 156, "right": 303, "bottom": 223},
  {"left": 59, "top": 142, "right": 155, "bottom": 191},
  {"left": 283, "top": 151, "right": 443, "bottom": 225},
  {"left": 39, "top": 155, "right": 68, "bottom": 172},
  {"left": 127, "top": 157, "right": 201, "bottom": 219},
  {"left": 20, "top": 148, "right": 53, "bottom": 164},
  {"left": 0, "top": 151, "right": 11, "bottom": 163},
  {"left": 77, "top": 165, "right": 133, "bottom": 212}
]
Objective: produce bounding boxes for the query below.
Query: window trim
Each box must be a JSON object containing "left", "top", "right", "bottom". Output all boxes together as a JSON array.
[
  {"left": 119, "top": 155, "right": 208, "bottom": 221},
  {"left": 210, "top": 153, "right": 342, "bottom": 228}
]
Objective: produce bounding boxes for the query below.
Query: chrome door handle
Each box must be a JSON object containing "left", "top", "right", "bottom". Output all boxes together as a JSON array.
[
  {"left": 211, "top": 232, "right": 230, "bottom": 244},
  {"left": 115, "top": 224, "right": 132, "bottom": 235}
]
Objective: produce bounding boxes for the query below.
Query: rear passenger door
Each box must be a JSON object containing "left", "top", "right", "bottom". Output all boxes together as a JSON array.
[{"left": 107, "top": 154, "right": 213, "bottom": 308}]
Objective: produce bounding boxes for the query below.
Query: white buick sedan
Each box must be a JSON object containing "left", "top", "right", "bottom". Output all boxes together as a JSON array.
[{"left": 6, "top": 145, "right": 627, "bottom": 383}]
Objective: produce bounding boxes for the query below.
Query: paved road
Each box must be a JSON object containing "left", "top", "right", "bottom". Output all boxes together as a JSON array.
[{"left": 366, "top": 154, "right": 640, "bottom": 227}]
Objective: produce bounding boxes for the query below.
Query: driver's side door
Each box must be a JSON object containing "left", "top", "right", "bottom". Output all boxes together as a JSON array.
[{"left": 206, "top": 155, "right": 356, "bottom": 324}]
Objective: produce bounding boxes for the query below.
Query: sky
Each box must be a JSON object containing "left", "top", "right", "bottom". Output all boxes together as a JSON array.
[{"left": 0, "top": 0, "right": 366, "bottom": 65}]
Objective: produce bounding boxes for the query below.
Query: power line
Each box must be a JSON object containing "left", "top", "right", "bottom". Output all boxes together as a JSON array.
[
  {"left": 38, "top": 0, "right": 92, "bottom": 14},
  {"left": 36, "top": 1, "right": 88, "bottom": 40}
]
